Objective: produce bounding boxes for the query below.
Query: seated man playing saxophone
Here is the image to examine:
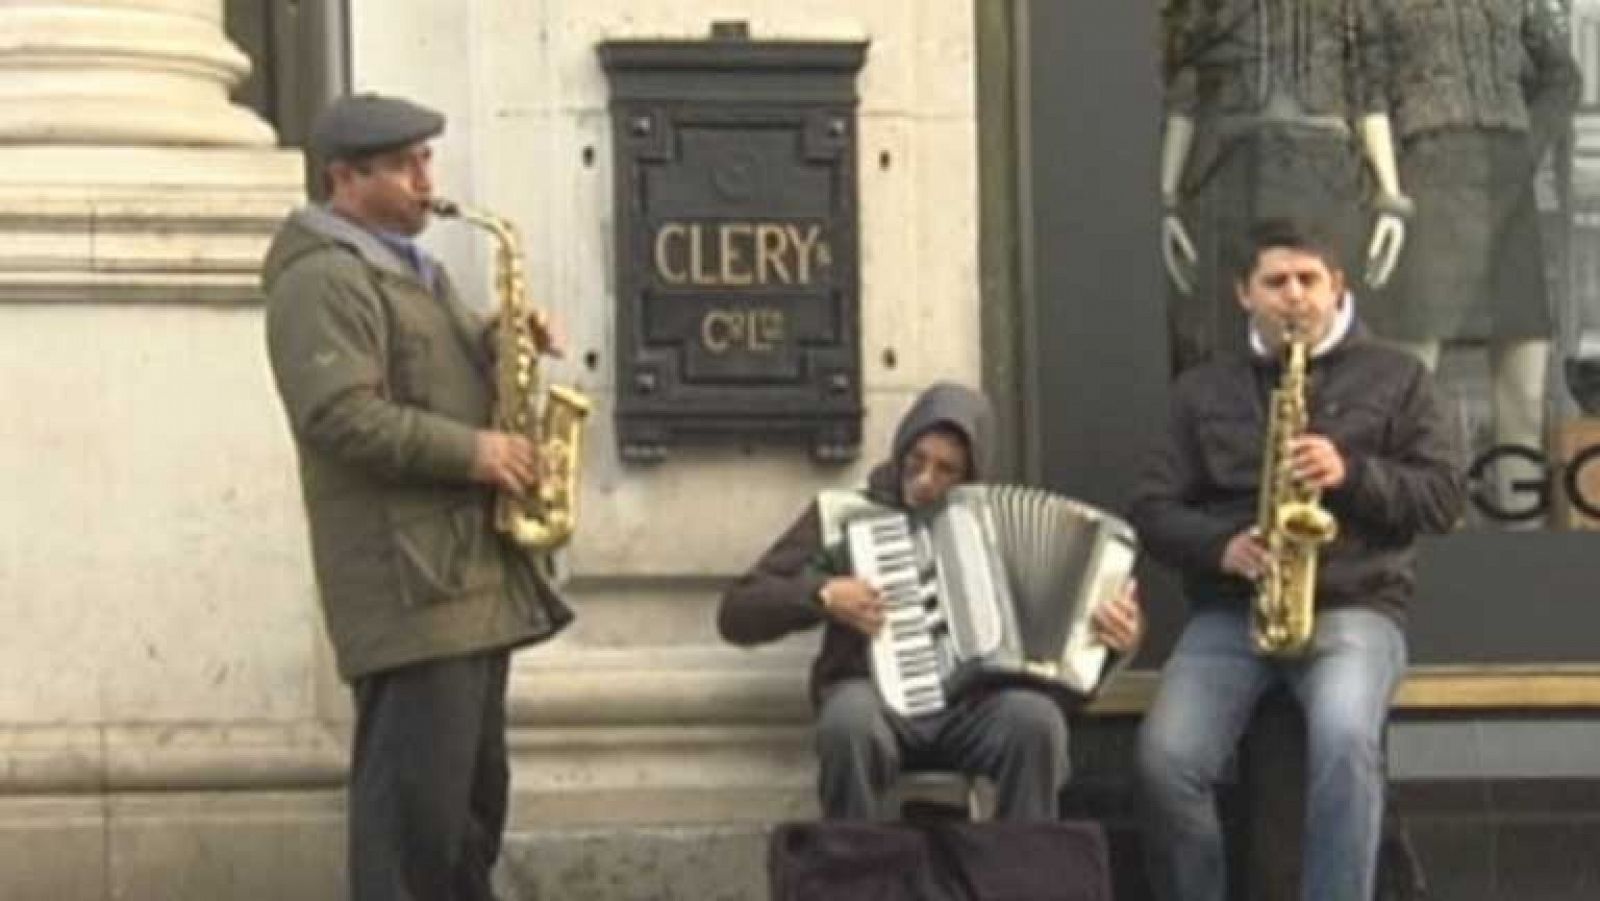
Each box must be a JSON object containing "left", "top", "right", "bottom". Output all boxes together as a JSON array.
[
  {"left": 1130, "top": 219, "right": 1464, "bottom": 901},
  {"left": 717, "top": 381, "right": 1144, "bottom": 821}
]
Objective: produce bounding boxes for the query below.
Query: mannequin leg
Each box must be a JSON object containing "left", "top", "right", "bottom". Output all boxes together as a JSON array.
[{"left": 1489, "top": 338, "right": 1550, "bottom": 528}]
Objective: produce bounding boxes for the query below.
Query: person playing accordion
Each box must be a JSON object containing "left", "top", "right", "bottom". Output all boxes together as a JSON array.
[{"left": 718, "top": 381, "right": 1143, "bottom": 821}]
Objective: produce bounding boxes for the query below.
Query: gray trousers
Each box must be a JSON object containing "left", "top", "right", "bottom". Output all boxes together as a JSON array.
[
  {"left": 815, "top": 679, "right": 1069, "bottom": 821},
  {"left": 349, "top": 650, "right": 511, "bottom": 901}
]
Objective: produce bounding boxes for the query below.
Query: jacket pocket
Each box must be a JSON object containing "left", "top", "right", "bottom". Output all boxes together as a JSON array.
[
  {"left": 390, "top": 332, "right": 433, "bottom": 407},
  {"left": 1317, "top": 397, "right": 1391, "bottom": 457},
  {"left": 389, "top": 500, "right": 503, "bottom": 608},
  {"left": 1196, "top": 412, "right": 1263, "bottom": 491}
]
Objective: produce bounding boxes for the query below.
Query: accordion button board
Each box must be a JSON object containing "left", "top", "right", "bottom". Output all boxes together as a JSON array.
[
  {"left": 835, "top": 484, "right": 1140, "bottom": 719},
  {"left": 849, "top": 514, "right": 948, "bottom": 717}
]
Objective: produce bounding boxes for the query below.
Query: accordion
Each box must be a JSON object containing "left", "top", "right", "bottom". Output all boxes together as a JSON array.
[{"left": 819, "top": 484, "right": 1139, "bottom": 718}]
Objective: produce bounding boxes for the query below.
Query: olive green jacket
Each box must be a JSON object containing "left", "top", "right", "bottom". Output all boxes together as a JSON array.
[{"left": 262, "top": 205, "right": 571, "bottom": 681}]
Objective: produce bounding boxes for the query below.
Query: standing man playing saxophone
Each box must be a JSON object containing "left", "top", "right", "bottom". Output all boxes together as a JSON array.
[
  {"left": 1130, "top": 219, "right": 1463, "bottom": 901},
  {"left": 263, "top": 93, "right": 572, "bottom": 901}
]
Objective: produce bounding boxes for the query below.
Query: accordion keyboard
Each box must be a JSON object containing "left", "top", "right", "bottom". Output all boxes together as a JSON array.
[{"left": 847, "top": 514, "right": 948, "bottom": 718}]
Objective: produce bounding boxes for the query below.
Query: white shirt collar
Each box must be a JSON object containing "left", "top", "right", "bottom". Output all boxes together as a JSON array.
[{"left": 1249, "top": 291, "right": 1355, "bottom": 360}]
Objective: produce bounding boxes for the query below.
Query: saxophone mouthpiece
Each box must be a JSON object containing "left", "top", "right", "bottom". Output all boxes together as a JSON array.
[{"left": 428, "top": 198, "right": 460, "bottom": 217}]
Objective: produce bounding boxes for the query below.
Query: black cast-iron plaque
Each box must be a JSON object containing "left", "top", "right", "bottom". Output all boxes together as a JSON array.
[{"left": 599, "top": 35, "right": 868, "bottom": 463}]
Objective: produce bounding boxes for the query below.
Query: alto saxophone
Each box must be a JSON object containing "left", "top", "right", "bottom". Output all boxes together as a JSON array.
[
  {"left": 1251, "top": 326, "right": 1338, "bottom": 656},
  {"left": 431, "top": 198, "right": 592, "bottom": 551}
]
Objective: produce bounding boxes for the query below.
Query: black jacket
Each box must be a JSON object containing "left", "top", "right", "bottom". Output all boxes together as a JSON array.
[
  {"left": 1129, "top": 327, "right": 1464, "bottom": 623},
  {"left": 717, "top": 383, "right": 994, "bottom": 705}
]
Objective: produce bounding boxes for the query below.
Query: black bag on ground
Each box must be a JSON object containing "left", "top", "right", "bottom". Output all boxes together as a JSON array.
[
  {"left": 768, "top": 821, "right": 948, "bottom": 901},
  {"left": 767, "top": 820, "right": 1111, "bottom": 901}
]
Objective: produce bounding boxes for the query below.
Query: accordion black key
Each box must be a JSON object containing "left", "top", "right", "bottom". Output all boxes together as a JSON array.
[{"left": 819, "top": 484, "right": 1139, "bottom": 718}]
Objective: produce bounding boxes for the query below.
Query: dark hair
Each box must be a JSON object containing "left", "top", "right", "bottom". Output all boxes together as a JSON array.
[
  {"left": 1230, "top": 218, "right": 1343, "bottom": 283},
  {"left": 324, "top": 152, "right": 379, "bottom": 174},
  {"left": 318, "top": 154, "right": 378, "bottom": 199}
]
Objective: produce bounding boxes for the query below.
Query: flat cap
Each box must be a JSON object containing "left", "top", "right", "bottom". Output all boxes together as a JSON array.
[{"left": 310, "top": 92, "right": 445, "bottom": 160}]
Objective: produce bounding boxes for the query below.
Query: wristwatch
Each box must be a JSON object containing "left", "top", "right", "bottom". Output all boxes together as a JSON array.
[{"left": 816, "top": 581, "right": 838, "bottom": 612}]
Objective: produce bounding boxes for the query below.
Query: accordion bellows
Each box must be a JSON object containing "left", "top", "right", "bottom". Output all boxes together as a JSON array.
[{"left": 820, "top": 484, "right": 1139, "bottom": 718}]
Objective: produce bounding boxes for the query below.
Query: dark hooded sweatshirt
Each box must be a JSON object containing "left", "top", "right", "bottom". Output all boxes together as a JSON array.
[{"left": 717, "top": 383, "right": 995, "bottom": 707}]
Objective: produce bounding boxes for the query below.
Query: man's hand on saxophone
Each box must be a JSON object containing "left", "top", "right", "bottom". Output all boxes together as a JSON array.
[
  {"left": 1219, "top": 434, "right": 1344, "bottom": 582},
  {"left": 471, "top": 431, "right": 539, "bottom": 495},
  {"left": 502, "top": 308, "right": 566, "bottom": 358},
  {"left": 1220, "top": 530, "right": 1270, "bottom": 582},
  {"left": 484, "top": 308, "right": 567, "bottom": 360},
  {"left": 1288, "top": 434, "right": 1347, "bottom": 490},
  {"left": 528, "top": 310, "right": 565, "bottom": 359}
]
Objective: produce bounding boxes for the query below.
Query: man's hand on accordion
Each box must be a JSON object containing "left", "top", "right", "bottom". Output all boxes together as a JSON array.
[
  {"left": 818, "top": 576, "right": 884, "bottom": 637},
  {"left": 1090, "top": 580, "right": 1144, "bottom": 654}
]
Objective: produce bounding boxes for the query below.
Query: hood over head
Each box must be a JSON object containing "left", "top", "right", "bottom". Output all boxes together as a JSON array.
[{"left": 867, "top": 381, "right": 995, "bottom": 504}]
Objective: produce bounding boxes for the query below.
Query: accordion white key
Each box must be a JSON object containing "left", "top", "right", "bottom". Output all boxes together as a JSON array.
[{"left": 819, "top": 484, "right": 1139, "bottom": 718}]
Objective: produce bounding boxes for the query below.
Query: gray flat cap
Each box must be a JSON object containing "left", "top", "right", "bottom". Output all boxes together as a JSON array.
[{"left": 310, "top": 92, "right": 445, "bottom": 160}]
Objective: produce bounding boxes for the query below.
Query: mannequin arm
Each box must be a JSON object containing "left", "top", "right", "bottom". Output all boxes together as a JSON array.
[
  {"left": 1161, "top": 115, "right": 1197, "bottom": 294},
  {"left": 1357, "top": 113, "right": 1411, "bottom": 289}
]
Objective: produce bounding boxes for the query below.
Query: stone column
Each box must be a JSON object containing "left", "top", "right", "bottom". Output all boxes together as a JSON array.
[
  {"left": 0, "top": 0, "right": 304, "bottom": 303},
  {"left": 0, "top": 0, "right": 276, "bottom": 146},
  {"left": 0, "top": 3, "right": 330, "bottom": 898}
]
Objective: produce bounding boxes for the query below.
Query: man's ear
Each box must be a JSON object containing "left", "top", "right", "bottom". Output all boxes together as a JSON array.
[
  {"left": 325, "top": 160, "right": 351, "bottom": 193},
  {"left": 1329, "top": 266, "right": 1348, "bottom": 303},
  {"left": 326, "top": 158, "right": 371, "bottom": 207}
]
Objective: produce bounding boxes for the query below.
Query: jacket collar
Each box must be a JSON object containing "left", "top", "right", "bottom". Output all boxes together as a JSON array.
[
  {"left": 293, "top": 204, "right": 438, "bottom": 288},
  {"left": 1248, "top": 290, "right": 1358, "bottom": 364},
  {"left": 294, "top": 205, "right": 492, "bottom": 376}
]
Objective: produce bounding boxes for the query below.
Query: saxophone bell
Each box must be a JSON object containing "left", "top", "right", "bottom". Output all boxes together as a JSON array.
[{"left": 1279, "top": 500, "right": 1338, "bottom": 545}]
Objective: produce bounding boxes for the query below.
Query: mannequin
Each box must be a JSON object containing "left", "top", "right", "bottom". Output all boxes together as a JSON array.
[
  {"left": 1159, "top": 0, "right": 1410, "bottom": 371},
  {"left": 1161, "top": 115, "right": 1408, "bottom": 291},
  {"left": 1371, "top": 0, "right": 1579, "bottom": 520}
]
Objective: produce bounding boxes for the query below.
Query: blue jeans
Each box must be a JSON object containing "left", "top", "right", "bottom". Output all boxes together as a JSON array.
[{"left": 1137, "top": 607, "right": 1407, "bottom": 901}]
